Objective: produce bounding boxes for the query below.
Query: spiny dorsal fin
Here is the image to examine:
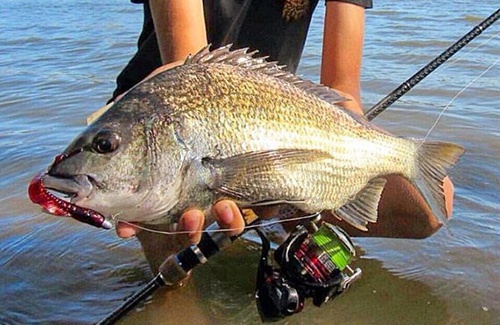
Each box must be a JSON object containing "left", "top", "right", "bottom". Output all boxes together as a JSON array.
[{"left": 185, "top": 44, "right": 347, "bottom": 105}]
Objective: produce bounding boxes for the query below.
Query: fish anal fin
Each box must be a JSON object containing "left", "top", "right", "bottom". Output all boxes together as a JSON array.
[{"left": 333, "top": 177, "right": 387, "bottom": 231}]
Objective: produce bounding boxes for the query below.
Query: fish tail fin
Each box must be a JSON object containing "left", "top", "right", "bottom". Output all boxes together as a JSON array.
[{"left": 413, "top": 141, "right": 465, "bottom": 224}]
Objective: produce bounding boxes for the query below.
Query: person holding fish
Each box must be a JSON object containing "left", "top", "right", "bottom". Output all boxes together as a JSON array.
[
  {"left": 27, "top": 0, "right": 460, "bottom": 278},
  {"left": 101, "top": 0, "right": 459, "bottom": 272}
]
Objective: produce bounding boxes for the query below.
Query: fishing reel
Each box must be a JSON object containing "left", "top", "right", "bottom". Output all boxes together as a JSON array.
[{"left": 255, "top": 220, "right": 361, "bottom": 322}]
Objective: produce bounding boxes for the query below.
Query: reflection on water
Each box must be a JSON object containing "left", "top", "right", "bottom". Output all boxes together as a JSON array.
[
  {"left": 118, "top": 240, "right": 495, "bottom": 325},
  {"left": 0, "top": 0, "right": 498, "bottom": 324},
  {"left": 119, "top": 241, "right": 455, "bottom": 325}
]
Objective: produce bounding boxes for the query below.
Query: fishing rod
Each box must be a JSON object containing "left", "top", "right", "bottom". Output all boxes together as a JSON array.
[
  {"left": 96, "top": 8, "right": 499, "bottom": 325},
  {"left": 98, "top": 212, "right": 362, "bottom": 325},
  {"left": 97, "top": 212, "right": 260, "bottom": 325},
  {"left": 365, "top": 7, "right": 500, "bottom": 121},
  {"left": 96, "top": 224, "right": 234, "bottom": 325}
]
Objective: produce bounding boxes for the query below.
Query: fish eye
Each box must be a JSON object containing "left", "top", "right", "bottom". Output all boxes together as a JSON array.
[{"left": 92, "top": 129, "right": 120, "bottom": 154}]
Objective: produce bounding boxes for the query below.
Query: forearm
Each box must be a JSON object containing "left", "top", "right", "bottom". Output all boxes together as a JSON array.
[
  {"left": 150, "top": 0, "right": 208, "bottom": 64},
  {"left": 321, "top": 1, "right": 365, "bottom": 115}
]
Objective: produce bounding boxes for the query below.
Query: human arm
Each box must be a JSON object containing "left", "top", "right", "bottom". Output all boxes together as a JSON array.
[
  {"left": 322, "top": 176, "right": 454, "bottom": 238},
  {"left": 321, "top": 1, "right": 365, "bottom": 115},
  {"left": 149, "top": 0, "right": 208, "bottom": 64},
  {"left": 115, "top": 1, "right": 244, "bottom": 273},
  {"left": 320, "top": 1, "right": 455, "bottom": 237}
]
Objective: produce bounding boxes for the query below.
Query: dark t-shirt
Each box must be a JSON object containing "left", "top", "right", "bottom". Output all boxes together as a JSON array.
[{"left": 111, "top": 0, "right": 372, "bottom": 101}]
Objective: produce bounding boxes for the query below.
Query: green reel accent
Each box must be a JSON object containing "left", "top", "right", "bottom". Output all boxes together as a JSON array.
[{"left": 311, "top": 223, "right": 356, "bottom": 271}]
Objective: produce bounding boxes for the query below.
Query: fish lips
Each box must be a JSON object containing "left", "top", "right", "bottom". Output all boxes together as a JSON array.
[
  {"left": 28, "top": 172, "right": 112, "bottom": 229},
  {"left": 42, "top": 174, "right": 94, "bottom": 202}
]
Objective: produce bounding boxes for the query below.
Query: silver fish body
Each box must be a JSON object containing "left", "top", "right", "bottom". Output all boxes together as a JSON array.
[{"left": 36, "top": 46, "right": 465, "bottom": 230}]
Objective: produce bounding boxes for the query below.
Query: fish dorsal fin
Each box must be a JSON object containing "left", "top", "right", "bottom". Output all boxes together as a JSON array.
[
  {"left": 333, "top": 177, "right": 387, "bottom": 231},
  {"left": 185, "top": 45, "right": 347, "bottom": 105}
]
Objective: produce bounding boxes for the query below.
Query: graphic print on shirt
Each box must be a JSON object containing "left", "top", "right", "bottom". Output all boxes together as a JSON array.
[{"left": 282, "top": 0, "right": 311, "bottom": 21}]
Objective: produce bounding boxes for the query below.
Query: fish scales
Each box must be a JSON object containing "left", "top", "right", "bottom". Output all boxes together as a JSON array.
[
  {"left": 154, "top": 63, "right": 394, "bottom": 164},
  {"left": 134, "top": 62, "right": 415, "bottom": 216},
  {"left": 29, "top": 46, "right": 465, "bottom": 230}
]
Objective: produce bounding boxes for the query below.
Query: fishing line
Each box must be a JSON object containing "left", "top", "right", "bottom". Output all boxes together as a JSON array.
[
  {"left": 96, "top": 8, "right": 500, "bottom": 325},
  {"left": 365, "top": 8, "right": 500, "bottom": 121},
  {"left": 116, "top": 212, "right": 320, "bottom": 236},
  {"left": 417, "top": 30, "right": 499, "bottom": 142},
  {"left": 423, "top": 55, "right": 500, "bottom": 142}
]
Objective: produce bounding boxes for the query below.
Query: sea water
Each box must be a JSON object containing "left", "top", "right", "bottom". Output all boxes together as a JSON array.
[{"left": 0, "top": 1, "right": 498, "bottom": 324}]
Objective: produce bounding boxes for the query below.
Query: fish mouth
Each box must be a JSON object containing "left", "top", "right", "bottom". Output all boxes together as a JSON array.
[{"left": 28, "top": 172, "right": 112, "bottom": 229}]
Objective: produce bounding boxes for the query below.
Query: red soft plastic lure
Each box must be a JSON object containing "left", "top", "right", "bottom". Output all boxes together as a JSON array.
[{"left": 28, "top": 172, "right": 111, "bottom": 229}]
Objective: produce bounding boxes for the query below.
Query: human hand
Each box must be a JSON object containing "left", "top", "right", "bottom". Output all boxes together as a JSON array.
[
  {"left": 116, "top": 199, "right": 246, "bottom": 245},
  {"left": 323, "top": 175, "right": 455, "bottom": 239}
]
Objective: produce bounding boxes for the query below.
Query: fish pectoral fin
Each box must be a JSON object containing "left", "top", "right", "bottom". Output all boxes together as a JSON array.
[
  {"left": 332, "top": 177, "right": 387, "bottom": 231},
  {"left": 203, "top": 148, "right": 331, "bottom": 202}
]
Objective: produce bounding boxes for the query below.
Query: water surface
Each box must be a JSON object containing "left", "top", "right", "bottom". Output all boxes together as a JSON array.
[{"left": 0, "top": 1, "right": 498, "bottom": 324}]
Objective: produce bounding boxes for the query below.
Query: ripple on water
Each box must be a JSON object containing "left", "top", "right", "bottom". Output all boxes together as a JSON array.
[{"left": 1, "top": 0, "right": 499, "bottom": 323}]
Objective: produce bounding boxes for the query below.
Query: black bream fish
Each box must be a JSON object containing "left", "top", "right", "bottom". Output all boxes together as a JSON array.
[{"left": 28, "top": 46, "right": 465, "bottom": 231}]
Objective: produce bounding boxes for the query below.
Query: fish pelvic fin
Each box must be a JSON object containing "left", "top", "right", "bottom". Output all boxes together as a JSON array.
[
  {"left": 413, "top": 141, "right": 465, "bottom": 224},
  {"left": 332, "top": 177, "right": 387, "bottom": 231}
]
